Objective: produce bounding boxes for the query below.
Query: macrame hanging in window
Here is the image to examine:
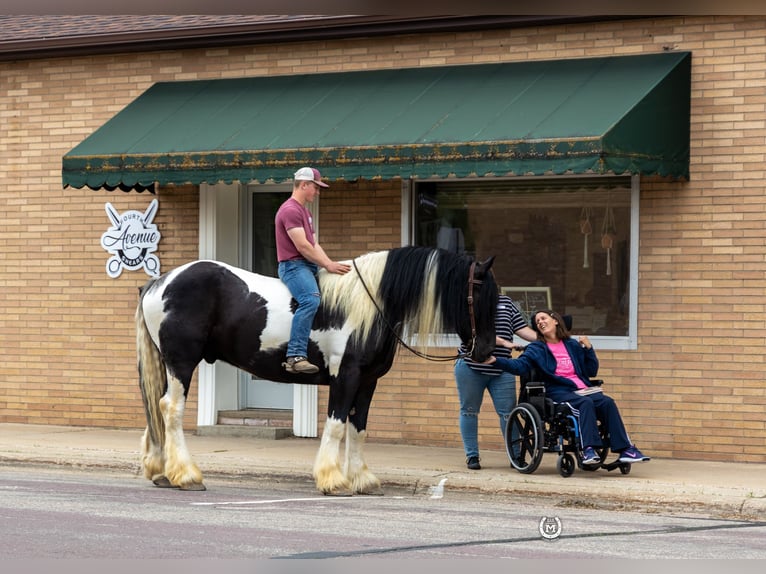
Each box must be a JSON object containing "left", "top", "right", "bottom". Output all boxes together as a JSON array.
[
  {"left": 601, "top": 198, "right": 617, "bottom": 276},
  {"left": 579, "top": 206, "right": 592, "bottom": 269}
]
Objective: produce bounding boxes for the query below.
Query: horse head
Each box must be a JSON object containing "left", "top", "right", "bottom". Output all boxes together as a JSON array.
[{"left": 463, "top": 255, "right": 498, "bottom": 363}]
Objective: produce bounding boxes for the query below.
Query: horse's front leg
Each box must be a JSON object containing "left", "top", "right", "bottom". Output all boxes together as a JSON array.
[
  {"left": 313, "top": 417, "right": 352, "bottom": 496},
  {"left": 345, "top": 380, "right": 382, "bottom": 495},
  {"left": 158, "top": 376, "right": 205, "bottom": 491},
  {"left": 345, "top": 423, "right": 382, "bottom": 495}
]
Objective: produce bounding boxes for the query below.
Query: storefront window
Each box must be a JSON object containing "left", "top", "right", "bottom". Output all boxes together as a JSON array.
[{"left": 413, "top": 177, "right": 633, "bottom": 337}]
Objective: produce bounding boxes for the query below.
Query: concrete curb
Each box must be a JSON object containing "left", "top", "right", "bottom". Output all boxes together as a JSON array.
[{"left": 1, "top": 423, "right": 764, "bottom": 521}]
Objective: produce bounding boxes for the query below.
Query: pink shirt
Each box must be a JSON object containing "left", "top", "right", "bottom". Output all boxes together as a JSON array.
[
  {"left": 547, "top": 340, "right": 588, "bottom": 389},
  {"left": 275, "top": 198, "right": 315, "bottom": 262}
]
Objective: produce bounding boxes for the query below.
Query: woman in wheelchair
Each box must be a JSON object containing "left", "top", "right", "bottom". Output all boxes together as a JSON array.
[{"left": 486, "top": 309, "right": 649, "bottom": 466}]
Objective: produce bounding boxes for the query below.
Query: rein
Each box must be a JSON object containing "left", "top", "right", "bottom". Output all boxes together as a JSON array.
[{"left": 352, "top": 257, "right": 480, "bottom": 362}]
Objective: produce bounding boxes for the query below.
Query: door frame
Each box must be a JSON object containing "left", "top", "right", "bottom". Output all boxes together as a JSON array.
[
  {"left": 195, "top": 182, "right": 318, "bottom": 436},
  {"left": 239, "top": 183, "right": 319, "bottom": 437}
]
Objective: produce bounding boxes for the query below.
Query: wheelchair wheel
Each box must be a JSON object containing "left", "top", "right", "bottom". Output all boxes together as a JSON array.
[
  {"left": 557, "top": 453, "right": 575, "bottom": 477},
  {"left": 619, "top": 463, "right": 631, "bottom": 475},
  {"left": 505, "top": 403, "right": 544, "bottom": 474}
]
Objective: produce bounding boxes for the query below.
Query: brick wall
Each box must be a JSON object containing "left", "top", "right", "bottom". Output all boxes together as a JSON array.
[
  {"left": 1, "top": 15, "right": 765, "bottom": 462},
  {"left": 0, "top": 182, "right": 199, "bottom": 427}
]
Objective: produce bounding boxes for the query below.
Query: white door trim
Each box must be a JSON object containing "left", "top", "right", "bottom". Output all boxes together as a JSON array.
[{"left": 197, "top": 184, "right": 217, "bottom": 426}]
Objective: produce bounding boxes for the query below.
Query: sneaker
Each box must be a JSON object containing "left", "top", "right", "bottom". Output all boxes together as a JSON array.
[
  {"left": 466, "top": 456, "right": 481, "bottom": 470},
  {"left": 283, "top": 356, "right": 319, "bottom": 374},
  {"left": 618, "top": 445, "right": 650, "bottom": 464},
  {"left": 581, "top": 446, "right": 601, "bottom": 465}
]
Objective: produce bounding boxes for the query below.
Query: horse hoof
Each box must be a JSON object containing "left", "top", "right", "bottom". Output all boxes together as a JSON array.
[
  {"left": 356, "top": 488, "right": 384, "bottom": 496},
  {"left": 179, "top": 482, "right": 207, "bottom": 491},
  {"left": 152, "top": 476, "right": 178, "bottom": 489},
  {"left": 322, "top": 488, "right": 353, "bottom": 497}
]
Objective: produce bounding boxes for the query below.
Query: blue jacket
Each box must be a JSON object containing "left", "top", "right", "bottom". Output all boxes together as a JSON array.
[{"left": 493, "top": 338, "right": 600, "bottom": 397}]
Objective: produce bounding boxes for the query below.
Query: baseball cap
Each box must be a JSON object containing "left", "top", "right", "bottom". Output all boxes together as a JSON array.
[{"left": 294, "top": 166, "right": 329, "bottom": 188}]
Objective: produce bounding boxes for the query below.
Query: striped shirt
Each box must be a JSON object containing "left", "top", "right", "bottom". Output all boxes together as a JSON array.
[{"left": 459, "top": 295, "right": 529, "bottom": 376}]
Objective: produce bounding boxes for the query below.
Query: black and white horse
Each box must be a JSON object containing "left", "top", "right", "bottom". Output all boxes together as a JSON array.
[{"left": 136, "top": 246, "right": 497, "bottom": 495}]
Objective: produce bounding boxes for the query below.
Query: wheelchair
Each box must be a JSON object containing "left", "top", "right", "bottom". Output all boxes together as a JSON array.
[{"left": 504, "top": 363, "right": 632, "bottom": 478}]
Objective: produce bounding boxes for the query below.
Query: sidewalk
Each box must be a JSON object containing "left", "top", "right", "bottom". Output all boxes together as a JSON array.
[{"left": 0, "top": 423, "right": 764, "bottom": 520}]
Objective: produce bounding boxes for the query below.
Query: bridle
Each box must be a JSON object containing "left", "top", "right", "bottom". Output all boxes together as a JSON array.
[
  {"left": 464, "top": 260, "right": 482, "bottom": 359},
  {"left": 352, "top": 257, "right": 482, "bottom": 362}
]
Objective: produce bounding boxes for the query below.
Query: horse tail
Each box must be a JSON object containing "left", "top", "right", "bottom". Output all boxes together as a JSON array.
[{"left": 136, "top": 285, "right": 166, "bottom": 452}]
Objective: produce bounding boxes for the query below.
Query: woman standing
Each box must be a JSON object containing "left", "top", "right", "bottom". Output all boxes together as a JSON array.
[{"left": 454, "top": 295, "right": 537, "bottom": 470}]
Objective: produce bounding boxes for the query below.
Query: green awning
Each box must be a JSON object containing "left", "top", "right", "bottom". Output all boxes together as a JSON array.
[{"left": 62, "top": 51, "right": 691, "bottom": 191}]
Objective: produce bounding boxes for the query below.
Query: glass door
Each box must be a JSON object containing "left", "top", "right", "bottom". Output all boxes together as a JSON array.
[{"left": 243, "top": 188, "right": 294, "bottom": 409}]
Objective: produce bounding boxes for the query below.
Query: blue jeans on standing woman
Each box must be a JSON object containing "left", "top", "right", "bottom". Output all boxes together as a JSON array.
[
  {"left": 454, "top": 358, "right": 517, "bottom": 460},
  {"left": 278, "top": 259, "right": 320, "bottom": 358}
]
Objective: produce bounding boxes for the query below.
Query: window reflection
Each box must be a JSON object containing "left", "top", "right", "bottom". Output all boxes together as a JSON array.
[{"left": 414, "top": 177, "right": 631, "bottom": 336}]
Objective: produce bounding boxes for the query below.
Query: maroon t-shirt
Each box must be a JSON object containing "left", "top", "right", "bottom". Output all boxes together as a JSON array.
[{"left": 275, "top": 198, "right": 315, "bottom": 262}]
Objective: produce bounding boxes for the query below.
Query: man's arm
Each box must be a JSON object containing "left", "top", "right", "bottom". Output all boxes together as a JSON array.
[{"left": 286, "top": 227, "right": 350, "bottom": 274}]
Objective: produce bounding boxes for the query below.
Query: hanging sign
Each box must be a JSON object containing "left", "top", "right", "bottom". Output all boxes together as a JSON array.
[{"left": 100, "top": 199, "right": 161, "bottom": 278}]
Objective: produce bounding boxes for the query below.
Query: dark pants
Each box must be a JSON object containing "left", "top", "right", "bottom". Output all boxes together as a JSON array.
[{"left": 546, "top": 388, "right": 632, "bottom": 452}]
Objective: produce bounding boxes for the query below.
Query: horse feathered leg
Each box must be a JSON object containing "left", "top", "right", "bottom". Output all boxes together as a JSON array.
[
  {"left": 345, "top": 424, "right": 382, "bottom": 495},
  {"left": 313, "top": 417, "right": 352, "bottom": 496},
  {"left": 137, "top": 296, "right": 168, "bottom": 485},
  {"left": 158, "top": 377, "right": 205, "bottom": 491},
  {"left": 140, "top": 427, "right": 165, "bottom": 483}
]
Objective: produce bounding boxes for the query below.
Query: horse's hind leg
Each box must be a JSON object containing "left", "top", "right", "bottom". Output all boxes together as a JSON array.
[
  {"left": 345, "top": 424, "right": 382, "bottom": 495},
  {"left": 313, "top": 417, "right": 352, "bottom": 496},
  {"left": 158, "top": 376, "right": 205, "bottom": 491},
  {"left": 141, "top": 426, "right": 165, "bottom": 484}
]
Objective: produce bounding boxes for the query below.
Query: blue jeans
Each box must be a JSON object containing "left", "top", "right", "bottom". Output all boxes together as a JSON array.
[
  {"left": 454, "top": 358, "right": 517, "bottom": 459},
  {"left": 278, "top": 259, "right": 320, "bottom": 358}
]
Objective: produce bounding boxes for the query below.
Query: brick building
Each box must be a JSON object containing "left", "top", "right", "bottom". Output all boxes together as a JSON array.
[{"left": 1, "top": 15, "right": 764, "bottom": 463}]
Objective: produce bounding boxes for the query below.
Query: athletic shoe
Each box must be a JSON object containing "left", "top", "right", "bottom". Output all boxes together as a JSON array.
[
  {"left": 581, "top": 446, "right": 601, "bottom": 465},
  {"left": 283, "top": 356, "right": 319, "bottom": 374},
  {"left": 466, "top": 456, "right": 481, "bottom": 470},
  {"left": 618, "top": 445, "right": 650, "bottom": 463}
]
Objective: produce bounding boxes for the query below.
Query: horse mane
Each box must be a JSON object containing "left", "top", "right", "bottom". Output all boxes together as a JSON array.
[
  {"left": 318, "top": 246, "right": 472, "bottom": 350},
  {"left": 318, "top": 250, "right": 388, "bottom": 344}
]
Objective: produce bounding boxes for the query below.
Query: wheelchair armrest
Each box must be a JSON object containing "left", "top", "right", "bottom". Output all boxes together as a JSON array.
[
  {"left": 523, "top": 382, "right": 547, "bottom": 417},
  {"left": 525, "top": 382, "right": 546, "bottom": 397},
  {"left": 591, "top": 379, "right": 604, "bottom": 386},
  {"left": 524, "top": 381, "right": 545, "bottom": 402}
]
